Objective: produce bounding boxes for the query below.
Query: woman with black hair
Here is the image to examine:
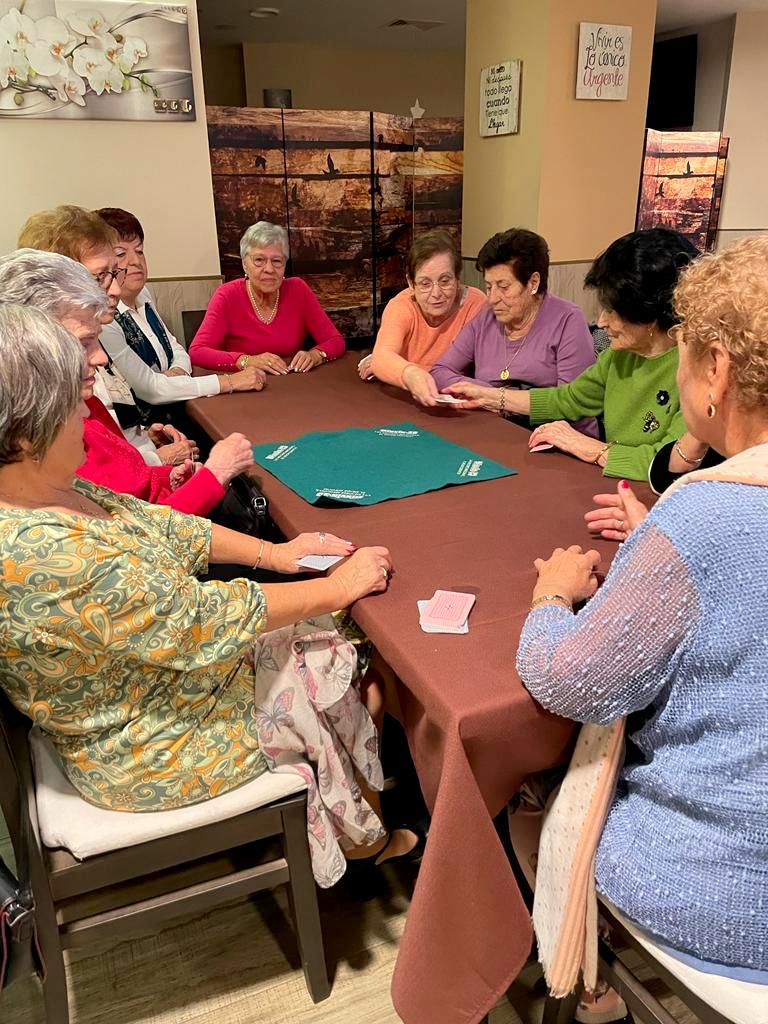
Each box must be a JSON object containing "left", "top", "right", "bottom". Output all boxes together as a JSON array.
[
  {"left": 447, "top": 228, "right": 700, "bottom": 481},
  {"left": 430, "top": 227, "right": 596, "bottom": 429}
]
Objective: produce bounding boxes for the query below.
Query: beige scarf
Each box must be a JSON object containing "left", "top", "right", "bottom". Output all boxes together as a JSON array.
[{"left": 533, "top": 443, "right": 768, "bottom": 997}]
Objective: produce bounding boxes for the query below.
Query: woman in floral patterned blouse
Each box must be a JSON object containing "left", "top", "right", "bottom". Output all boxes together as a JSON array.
[{"left": 0, "top": 305, "right": 394, "bottom": 888}]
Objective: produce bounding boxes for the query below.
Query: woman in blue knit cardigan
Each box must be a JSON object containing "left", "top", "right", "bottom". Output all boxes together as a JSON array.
[{"left": 517, "top": 237, "right": 768, "bottom": 1024}]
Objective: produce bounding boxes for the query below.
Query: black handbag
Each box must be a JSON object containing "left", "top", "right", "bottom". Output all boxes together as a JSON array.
[{"left": 214, "top": 476, "right": 280, "bottom": 541}]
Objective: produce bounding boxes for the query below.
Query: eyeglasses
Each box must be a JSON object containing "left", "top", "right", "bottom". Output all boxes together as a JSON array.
[
  {"left": 413, "top": 274, "right": 457, "bottom": 294},
  {"left": 94, "top": 267, "right": 128, "bottom": 288},
  {"left": 249, "top": 255, "right": 286, "bottom": 270}
]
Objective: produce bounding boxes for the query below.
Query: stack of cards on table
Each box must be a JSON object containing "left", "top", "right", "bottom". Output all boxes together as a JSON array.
[{"left": 418, "top": 590, "right": 476, "bottom": 634}]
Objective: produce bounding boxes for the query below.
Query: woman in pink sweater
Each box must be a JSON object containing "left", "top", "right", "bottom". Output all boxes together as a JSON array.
[
  {"left": 190, "top": 222, "right": 345, "bottom": 376},
  {"left": 361, "top": 229, "right": 487, "bottom": 406}
]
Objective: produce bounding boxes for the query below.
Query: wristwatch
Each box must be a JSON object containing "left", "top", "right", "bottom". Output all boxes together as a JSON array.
[
  {"left": 316, "top": 349, "right": 329, "bottom": 363},
  {"left": 236, "top": 354, "right": 249, "bottom": 370}
]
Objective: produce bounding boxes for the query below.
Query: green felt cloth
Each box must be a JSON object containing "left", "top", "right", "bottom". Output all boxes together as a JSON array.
[{"left": 252, "top": 421, "right": 516, "bottom": 506}]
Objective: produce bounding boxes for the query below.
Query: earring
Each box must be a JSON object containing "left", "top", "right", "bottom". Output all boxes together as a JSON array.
[{"left": 707, "top": 392, "right": 717, "bottom": 419}]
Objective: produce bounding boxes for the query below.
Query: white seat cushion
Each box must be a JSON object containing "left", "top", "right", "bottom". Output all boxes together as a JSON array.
[
  {"left": 29, "top": 728, "right": 306, "bottom": 861},
  {"left": 607, "top": 902, "right": 768, "bottom": 1024}
]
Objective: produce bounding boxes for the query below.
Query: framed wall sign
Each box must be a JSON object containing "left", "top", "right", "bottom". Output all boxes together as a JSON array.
[
  {"left": 576, "top": 22, "right": 632, "bottom": 101},
  {"left": 479, "top": 60, "right": 521, "bottom": 137}
]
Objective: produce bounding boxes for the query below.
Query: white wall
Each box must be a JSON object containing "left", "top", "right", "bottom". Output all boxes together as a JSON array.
[
  {"left": 720, "top": 11, "right": 768, "bottom": 236},
  {"left": 0, "top": 6, "right": 220, "bottom": 279},
  {"left": 692, "top": 18, "right": 734, "bottom": 132}
]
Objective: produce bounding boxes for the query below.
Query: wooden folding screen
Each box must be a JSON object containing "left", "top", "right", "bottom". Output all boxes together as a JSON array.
[
  {"left": 207, "top": 106, "right": 464, "bottom": 344},
  {"left": 636, "top": 129, "right": 729, "bottom": 252}
]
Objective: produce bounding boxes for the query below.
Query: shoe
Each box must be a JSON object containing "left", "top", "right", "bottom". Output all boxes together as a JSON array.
[
  {"left": 574, "top": 995, "right": 632, "bottom": 1024},
  {"left": 375, "top": 820, "right": 428, "bottom": 867}
]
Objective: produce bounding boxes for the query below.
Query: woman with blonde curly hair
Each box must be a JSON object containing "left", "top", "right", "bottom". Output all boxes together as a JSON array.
[{"left": 517, "top": 236, "right": 768, "bottom": 1023}]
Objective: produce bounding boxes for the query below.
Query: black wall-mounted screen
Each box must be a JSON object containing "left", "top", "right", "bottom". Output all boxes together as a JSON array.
[{"left": 647, "top": 34, "right": 698, "bottom": 130}]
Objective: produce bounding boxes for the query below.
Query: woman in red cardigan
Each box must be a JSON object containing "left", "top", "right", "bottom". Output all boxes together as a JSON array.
[
  {"left": 0, "top": 247, "right": 249, "bottom": 518},
  {"left": 190, "top": 221, "right": 345, "bottom": 376}
]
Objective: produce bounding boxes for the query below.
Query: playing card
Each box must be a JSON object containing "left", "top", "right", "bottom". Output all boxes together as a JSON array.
[
  {"left": 435, "top": 394, "right": 464, "bottom": 405},
  {"left": 417, "top": 600, "right": 469, "bottom": 634},
  {"left": 420, "top": 590, "right": 476, "bottom": 630},
  {"left": 529, "top": 442, "right": 555, "bottom": 453},
  {"left": 296, "top": 554, "right": 345, "bottom": 571}
]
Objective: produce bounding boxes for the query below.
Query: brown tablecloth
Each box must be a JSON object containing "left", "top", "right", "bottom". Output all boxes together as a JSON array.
[{"left": 187, "top": 355, "right": 643, "bottom": 1024}]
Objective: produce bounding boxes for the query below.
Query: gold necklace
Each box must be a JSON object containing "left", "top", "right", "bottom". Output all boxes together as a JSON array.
[
  {"left": 246, "top": 279, "right": 280, "bottom": 325},
  {"left": 500, "top": 335, "right": 528, "bottom": 382},
  {"left": 500, "top": 300, "right": 541, "bottom": 381}
]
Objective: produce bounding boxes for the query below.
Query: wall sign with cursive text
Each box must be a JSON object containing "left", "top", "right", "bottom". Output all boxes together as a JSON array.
[
  {"left": 479, "top": 60, "right": 521, "bottom": 137},
  {"left": 576, "top": 22, "right": 632, "bottom": 101}
]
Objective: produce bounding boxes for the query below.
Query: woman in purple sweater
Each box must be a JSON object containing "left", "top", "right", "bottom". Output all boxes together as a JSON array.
[{"left": 431, "top": 229, "right": 596, "bottom": 432}]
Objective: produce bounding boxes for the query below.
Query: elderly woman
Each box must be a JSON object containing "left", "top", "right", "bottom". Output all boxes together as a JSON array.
[
  {"left": 431, "top": 228, "right": 596, "bottom": 427},
  {"left": 517, "top": 236, "right": 768, "bottom": 1020},
  {"left": 18, "top": 204, "right": 198, "bottom": 468},
  {"left": 190, "top": 221, "right": 345, "bottom": 375},
  {"left": 0, "top": 250, "right": 251, "bottom": 518},
  {"left": 96, "top": 207, "right": 264, "bottom": 412},
  {"left": 360, "top": 229, "right": 487, "bottom": 406},
  {"left": 0, "top": 302, "right": 400, "bottom": 884},
  {"left": 450, "top": 229, "right": 699, "bottom": 481}
]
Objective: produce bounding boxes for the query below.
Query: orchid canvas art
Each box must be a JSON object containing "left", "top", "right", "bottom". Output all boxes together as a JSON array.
[{"left": 0, "top": 0, "right": 195, "bottom": 120}]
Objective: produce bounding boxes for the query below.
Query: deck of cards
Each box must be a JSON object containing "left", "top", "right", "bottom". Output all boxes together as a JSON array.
[{"left": 418, "top": 590, "right": 476, "bottom": 634}]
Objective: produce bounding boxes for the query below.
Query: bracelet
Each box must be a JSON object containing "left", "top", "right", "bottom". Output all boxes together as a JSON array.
[
  {"left": 236, "top": 355, "right": 249, "bottom": 370},
  {"left": 225, "top": 374, "right": 234, "bottom": 394},
  {"left": 674, "top": 440, "right": 704, "bottom": 465},
  {"left": 530, "top": 593, "right": 572, "bottom": 610},
  {"left": 316, "top": 349, "right": 328, "bottom": 363},
  {"left": 592, "top": 440, "right": 614, "bottom": 465},
  {"left": 252, "top": 539, "right": 266, "bottom": 570},
  {"left": 498, "top": 387, "right": 508, "bottom": 418}
]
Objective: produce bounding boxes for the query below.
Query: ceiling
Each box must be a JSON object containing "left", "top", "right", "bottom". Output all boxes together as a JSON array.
[{"left": 197, "top": 0, "right": 768, "bottom": 48}]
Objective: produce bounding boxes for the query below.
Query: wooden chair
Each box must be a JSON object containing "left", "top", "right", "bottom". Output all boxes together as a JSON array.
[
  {"left": 538, "top": 897, "right": 740, "bottom": 1024},
  {"left": 181, "top": 308, "right": 206, "bottom": 347},
  {"left": 0, "top": 687, "right": 330, "bottom": 1024}
]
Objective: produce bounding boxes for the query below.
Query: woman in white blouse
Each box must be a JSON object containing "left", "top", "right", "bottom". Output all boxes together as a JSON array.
[{"left": 96, "top": 208, "right": 264, "bottom": 411}]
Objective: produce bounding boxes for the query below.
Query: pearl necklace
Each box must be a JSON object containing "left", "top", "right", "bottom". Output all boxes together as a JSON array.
[{"left": 246, "top": 279, "right": 280, "bottom": 325}]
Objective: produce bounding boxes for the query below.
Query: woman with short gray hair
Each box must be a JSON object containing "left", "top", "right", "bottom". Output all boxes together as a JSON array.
[
  {"left": 190, "top": 220, "right": 345, "bottom": 375},
  {"left": 0, "top": 300, "right": 394, "bottom": 885}
]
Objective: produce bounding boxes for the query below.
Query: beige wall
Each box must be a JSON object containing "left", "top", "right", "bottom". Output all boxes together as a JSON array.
[
  {"left": 243, "top": 43, "right": 464, "bottom": 117},
  {"left": 462, "top": 0, "right": 656, "bottom": 263},
  {"left": 656, "top": 19, "right": 734, "bottom": 132},
  {"left": 538, "top": 0, "right": 656, "bottom": 262},
  {"left": 202, "top": 44, "right": 247, "bottom": 108},
  {"left": 692, "top": 18, "right": 734, "bottom": 132},
  {"left": 1, "top": 6, "right": 220, "bottom": 280},
  {"left": 720, "top": 12, "right": 768, "bottom": 237},
  {"left": 461, "top": 1, "right": 550, "bottom": 257}
]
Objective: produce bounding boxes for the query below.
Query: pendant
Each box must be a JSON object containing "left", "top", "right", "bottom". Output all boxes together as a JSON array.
[{"left": 500, "top": 367, "right": 510, "bottom": 381}]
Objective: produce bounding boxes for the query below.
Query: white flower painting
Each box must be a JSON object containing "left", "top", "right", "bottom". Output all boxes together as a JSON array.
[{"left": 0, "top": 0, "right": 194, "bottom": 120}]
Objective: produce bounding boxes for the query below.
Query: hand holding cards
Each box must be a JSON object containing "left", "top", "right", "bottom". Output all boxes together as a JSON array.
[{"left": 419, "top": 590, "right": 476, "bottom": 634}]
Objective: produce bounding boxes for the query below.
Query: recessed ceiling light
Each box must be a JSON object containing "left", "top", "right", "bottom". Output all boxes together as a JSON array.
[{"left": 250, "top": 7, "right": 280, "bottom": 17}]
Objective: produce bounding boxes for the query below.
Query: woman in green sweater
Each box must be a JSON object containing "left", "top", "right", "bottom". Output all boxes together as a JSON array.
[{"left": 445, "top": 229, "right": 699, "bottom": 481}]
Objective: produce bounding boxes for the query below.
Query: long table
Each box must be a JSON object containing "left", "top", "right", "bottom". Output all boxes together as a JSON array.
[{"left": 187, "top": 355, "right": 640, "bottom": 1024}]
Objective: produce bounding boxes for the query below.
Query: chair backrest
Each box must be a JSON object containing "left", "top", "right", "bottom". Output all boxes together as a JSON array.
[{"left": 181, "top": 309, "right": 207, "bottom": 347}]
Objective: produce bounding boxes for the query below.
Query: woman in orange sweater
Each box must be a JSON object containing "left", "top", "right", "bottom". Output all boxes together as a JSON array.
[{"left": 360, "top": 230, "right": 487, "bottom": 406}]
